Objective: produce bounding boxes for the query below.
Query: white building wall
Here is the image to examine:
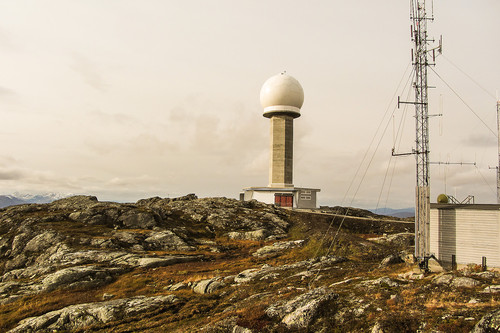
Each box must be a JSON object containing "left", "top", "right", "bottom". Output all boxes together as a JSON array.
[
  {"left": 429, "top": 208, "right": 440, "bottom": 257},
  {"left": 249, "top": 191, "right": 276, "bottom": 205},
  {"left": 242, "top": 187, "right": 320, "bottom": 209},
  {"left": 430, "top": 206, "right": 500, "bottom": 267}
]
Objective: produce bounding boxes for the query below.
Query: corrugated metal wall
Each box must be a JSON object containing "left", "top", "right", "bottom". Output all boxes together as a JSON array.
[{"left": 430, "top": 207, "right": 500, "bottom": 267}]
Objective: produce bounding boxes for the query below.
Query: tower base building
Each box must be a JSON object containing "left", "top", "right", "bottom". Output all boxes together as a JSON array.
[
  {"left": 241, "top": 73, "right": 320, "bottom": 209},
  {"left": 241, "top": 186, "right": 320, "bottom": 209}
]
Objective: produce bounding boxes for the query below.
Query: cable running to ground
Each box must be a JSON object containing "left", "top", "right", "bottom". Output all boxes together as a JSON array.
[
  {"left": 308, "top": 62, "right": 414, "bottom": 288},
  {"left": 376, "top": 70, "right": 415, "bottom": 211},
  {"left": 475, "top": 164, "right": 496, "bottom": 196},
  {"left": 309, "top": 62, "right": 413, "bottom": 264},
  {"left": 430, "top": 66, "right": 497, "bottom": 139},
  {"left": 441, "top": 54, "right": 497, "bottom": 100}
]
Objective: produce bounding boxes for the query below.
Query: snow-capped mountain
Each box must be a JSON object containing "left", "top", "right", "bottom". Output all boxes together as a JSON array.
[{"left": 0, "top": 193, "right": 70, "bottom": 208}]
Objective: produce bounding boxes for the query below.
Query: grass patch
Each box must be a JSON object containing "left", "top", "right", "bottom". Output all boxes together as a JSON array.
[
  {"left": 236, "top": 305, "right": 272, "bottom": 331},
  {"left": 38, "top": 220, "right": 112, "bottom": 238},
  {"left": 379, "top": 312, "right": 421, "bottom": 333},
  {"left": 0, "top": 288, "right": 100, "bottom": 331},
  {"left": 100, "top": 270, "right": 158, "bottom": 298}
]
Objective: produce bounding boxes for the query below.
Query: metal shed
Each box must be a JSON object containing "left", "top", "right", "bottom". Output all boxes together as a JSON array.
[{"left": 430, "top": 204, "right": 500, "bottom": 268}]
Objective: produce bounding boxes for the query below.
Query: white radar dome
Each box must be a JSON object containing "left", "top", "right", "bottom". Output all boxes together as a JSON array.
[{"left": 260, "top": 73, "right": 304, "bottom": 118}]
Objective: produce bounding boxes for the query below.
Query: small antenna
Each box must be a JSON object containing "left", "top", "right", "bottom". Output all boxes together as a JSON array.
[{"left": 439, "top": 94, "right": 443, "bottom": 136}]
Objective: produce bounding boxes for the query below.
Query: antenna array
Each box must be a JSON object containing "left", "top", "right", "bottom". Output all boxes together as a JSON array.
[
  {"left": 396, "top": 0, "right": 441, "bottom": 262},
  {"left": 497, "top": 100, "right": 500, "bottom": 203},
  {"left": 411, "top": 0, "right": 432, "bottom": 260}
]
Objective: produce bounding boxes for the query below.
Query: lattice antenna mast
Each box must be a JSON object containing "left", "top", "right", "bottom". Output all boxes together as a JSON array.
[
  {"left": 497, "top": 100, "right": 500, "bottom": 203},
  {"left": 395, "top": 0, "right": 440, "bottom": 261},
  {"left": 395, "top": 0, "right": 441, "bottom": 263},
  {"left": 412, "top": 0, "right": 431, "bottom": 260}
]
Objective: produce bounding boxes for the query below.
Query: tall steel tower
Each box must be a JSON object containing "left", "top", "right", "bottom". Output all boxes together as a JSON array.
[
  {"left": 496, "top": 100, "right": 500, "bottom": 203},
  {"left": 411, "top": 0, "right": 432, "bottom": 260},
  {"left": 397, "top": 0, "right": 440, "bottom": 260}
]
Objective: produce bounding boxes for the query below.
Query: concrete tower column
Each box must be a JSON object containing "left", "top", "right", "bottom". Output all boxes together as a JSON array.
[
  {"left": 260, "top": 73, "right": 304, "bottom": 188},
  {"left": 269, "top": 115, "right": 294, "bottom": 187}
]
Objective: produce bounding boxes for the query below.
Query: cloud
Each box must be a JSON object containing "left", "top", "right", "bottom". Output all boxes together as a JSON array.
[
  {"left": 70, "top": 53, "right": 108, "bottom": 92},
  {"left": 0, "top": 155, "right": 18, "bottom": 164},
  {"left": 0, "top": 86, "right": 15, "bottom": 97},
  {"left": 0, "top": 27, "right": 17, "bottom": 51},
  {"left": 87, "top": 110, "right": 139, "bottom": 126},
  {"left": 0, "top": 157, "right": 24, "bottom": 180},
  {"left": 84, "top": 132, "right": 179, "bottom": 156},
  {"left": 461, "top": 133, "right": 497, "bottom": 148},
  {"left": 106, "top": 175, "right": 158, "bottom": 187},
  {"left": 0, "top": 168, "right": 23, "bottom": 180}
]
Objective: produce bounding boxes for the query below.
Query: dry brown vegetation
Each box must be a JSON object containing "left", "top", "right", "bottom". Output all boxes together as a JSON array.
[{"left": 0, "top": 201, "right": 499, "bottom": 332}]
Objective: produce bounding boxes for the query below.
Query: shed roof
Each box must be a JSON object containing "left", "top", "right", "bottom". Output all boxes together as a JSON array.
[{"left": 431, "top": 203, "right": 500, "bottom": 210}]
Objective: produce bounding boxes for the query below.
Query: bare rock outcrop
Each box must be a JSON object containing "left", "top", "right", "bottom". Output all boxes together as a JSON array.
[
  {"left": 8, "top": 295, "right": 179, "bottom": 333},
  {"left": 192, "top": 277, "right": 225, "bottom": 294},
  {"left": 49, "top": 195, "right": 99, "bottom": 210},
  {"left": 234, "top": 256, "right": 347, "bottom": 284},
  {"left": 9, "top": 194, "right": 489, "bottom": 332},
  {"left": 379, "top": 253, "right": 404, "bottom": 267},
  {"left": 40, "top": 265, "right": 121, "bottom": 292},
  {"left": 359, "top": 277, "right": 399, "bottom": 288},
  {"left": 0, "top": 194, "right": 296, "bottom": 316},
  {"left": 433, "top": 274, "right": 454, "bottom": 286},
  {"left": 472, "top": 308, "right": 500, "bottom": 333},
  {"left": 228, "top": 229, "right": 270, "bottom": 241},
  {"left": 451, "top": 276, "right": 481, "bottom": 288},
  {"left": 144, "top": 230, "right": 195, "bottom": 251},
  {"left": 253, "top": 240, "right": 305, "bottom": 258},
  {"left": 368, "top": 232, "right": 415, "bottom": 248},
  {"left": 432, "top": 274, "right": 481, "bottom": 288},
  {"left": 137, "top": 196, "right": 289, "bottom": 237},
  {"left": 265, "top": 287, "right": 338, "bottom": 329}
]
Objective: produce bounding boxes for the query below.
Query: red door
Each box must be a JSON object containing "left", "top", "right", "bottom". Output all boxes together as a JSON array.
[{"left": 274, "top": 194, "right": 293, "bottom": 207}]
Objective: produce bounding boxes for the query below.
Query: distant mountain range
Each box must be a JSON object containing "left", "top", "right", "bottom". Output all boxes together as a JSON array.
[
  {"left": 0, "top": 193, "right": 68, "bottom": 208},
  {"left": 369, "top": 207, "right": 415, "bottom": 218}
]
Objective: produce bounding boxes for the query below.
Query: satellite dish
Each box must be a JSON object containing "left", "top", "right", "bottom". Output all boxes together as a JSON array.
[{"left": 437, "top": 193, "right": 449, "bottom": 204}]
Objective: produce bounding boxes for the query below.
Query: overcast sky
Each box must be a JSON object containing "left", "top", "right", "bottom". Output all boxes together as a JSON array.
[{"left": 0, "top": 0, "right": 499, "bottom": 208}]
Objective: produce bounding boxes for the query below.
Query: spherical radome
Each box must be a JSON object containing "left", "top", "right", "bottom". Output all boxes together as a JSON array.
[
  {"left": 437, "top": 194, "right": 449, "bottom": 204},
  {"left": 260, "top": 73, "right": 304, "bottom": 110}
]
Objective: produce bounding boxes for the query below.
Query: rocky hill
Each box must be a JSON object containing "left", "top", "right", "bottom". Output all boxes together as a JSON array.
[{"left": 0, "top": 195, "right": 498, "bottom": 332}]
